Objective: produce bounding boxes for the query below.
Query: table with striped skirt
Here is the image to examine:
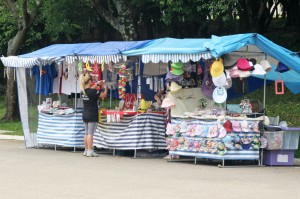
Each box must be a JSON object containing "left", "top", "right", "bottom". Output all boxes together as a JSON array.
[
  {"left": 94, "top": 113, "right": 167, "bottom": 150},
  {"left": 37, "top": 112, "right": 85, "bottom": 147}
]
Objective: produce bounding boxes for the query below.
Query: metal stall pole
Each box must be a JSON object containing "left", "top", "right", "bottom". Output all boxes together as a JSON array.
[
  {"left": 39, "top": 64, "right": 42, "bottom": 105},
  {"left": 261, "top": 53, "right": 268, "bottom": 166}
]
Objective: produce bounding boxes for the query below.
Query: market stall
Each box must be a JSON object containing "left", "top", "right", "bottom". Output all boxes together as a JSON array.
[
  {"left": 1, "top": 34, "right": 300, "bottom": 167},
  {"left": 123, "top": 34, "right": 300, "bottom": 166}
]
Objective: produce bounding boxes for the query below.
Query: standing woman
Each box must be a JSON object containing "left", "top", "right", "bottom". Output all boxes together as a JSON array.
[{"left": 80, "top": 74, "right": 108, "bottom": 157}]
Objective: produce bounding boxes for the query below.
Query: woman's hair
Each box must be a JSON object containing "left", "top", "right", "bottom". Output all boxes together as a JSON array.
[{"left": 79, "top": 74, "right": 92, "bottom": 93}]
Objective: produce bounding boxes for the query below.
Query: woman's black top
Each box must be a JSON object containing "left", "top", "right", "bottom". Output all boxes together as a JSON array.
[{"left": 82, "top": 88, "right": 104, "bottom": 122}]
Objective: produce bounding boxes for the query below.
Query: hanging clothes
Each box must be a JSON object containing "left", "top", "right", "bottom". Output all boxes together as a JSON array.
[{"left": 31, "top": 63, "right": 58, "bottom": 95}]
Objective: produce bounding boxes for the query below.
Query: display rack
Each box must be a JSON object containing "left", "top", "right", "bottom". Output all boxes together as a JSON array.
[{"left": 168, "top": 116, "right": 263, "bottom": 167}]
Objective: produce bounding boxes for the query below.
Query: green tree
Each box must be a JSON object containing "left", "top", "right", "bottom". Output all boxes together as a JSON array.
[{"left": 2, "top": 0, "right": 43, "bottom": 121}]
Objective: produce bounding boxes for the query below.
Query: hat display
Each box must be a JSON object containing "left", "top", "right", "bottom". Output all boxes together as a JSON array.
[
  {"left": 212, "top": 86, "right": 227, "bottom": 103},
  {"left": 251, "top": 64, "right": 266, "bottom": 76},
  {"left": 223, "top": 54, "right": 236, "bottom": 67},
  {"left": 237, "top": 70, "right": 251, "bottom": 78},
  {"left": 161, "top": 98, "right": 175, "bottom": 109},
  {"left": 276, "top": 62, "right": 290, "bottom": 73},
  {"left": 232, "top": 121, "right": 241, "bottom": 132},
  {"left": 260, "top": 60, "right": 272, "bottom": 72},
  {"left": 223, "top": 120, "right": 232, "bottom": 132},
  {"left": 169, "top": 82, "right": 182, "bottom": 93},
  {"left": 165, "top": 71, "right": 183, "bottom": 82},
  {"left": 210, "top": 59, "right": 224, "bottom": 78},
  {"left": 237, "top": 58, "right": 251, "bottom": 71},
  {"left": 212, "top": 73, "right": 226, "bottom": 87}
]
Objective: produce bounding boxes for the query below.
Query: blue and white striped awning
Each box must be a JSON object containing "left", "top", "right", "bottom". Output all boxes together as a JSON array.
[
  {"left": 1, "top": 56, "right": 65, "bottom": 68},
  {"left": 65, "top": 55, "right": 127, "bottom": 64},
  {"left": 141, "top": 53, "right": 211, "bottom": 63},
  {"left": 0, "top": 56, "right": 39, "bottom": 68}
]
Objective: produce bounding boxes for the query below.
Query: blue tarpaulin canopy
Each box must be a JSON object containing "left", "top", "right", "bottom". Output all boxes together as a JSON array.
[
  {"left": 1, "top": 41, "right": 150, "bottom": 67},
  {"left": 207, "top": 33, "right": 300, "bottom": 74},
  {"left": 123, "top": 37, "right": 211, "bottom": 63},
  {"left": 205, "top": 33, "right": 300, "bottom": 94}
]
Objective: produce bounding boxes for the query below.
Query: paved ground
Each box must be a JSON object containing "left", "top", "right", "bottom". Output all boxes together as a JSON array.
[{"left": 1, "top": 139, "right": 300, "bottom": 199}]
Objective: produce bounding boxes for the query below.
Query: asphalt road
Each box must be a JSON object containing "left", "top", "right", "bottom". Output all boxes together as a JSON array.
[{"left": 0, "top": 139, "right": 300, "bottom": 199}]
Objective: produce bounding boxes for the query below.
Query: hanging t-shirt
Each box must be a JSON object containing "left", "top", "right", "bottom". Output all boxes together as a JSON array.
[{"left": 32, "top": 63, "right": 58, "bottom": 95}]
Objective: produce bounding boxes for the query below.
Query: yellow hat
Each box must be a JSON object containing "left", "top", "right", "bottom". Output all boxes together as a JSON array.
[{"left": 210, "top": 59, "right": 224, "bottom": 78}]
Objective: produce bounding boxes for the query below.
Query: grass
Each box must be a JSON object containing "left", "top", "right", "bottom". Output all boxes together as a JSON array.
[{"left": 0, "top": 96, "right": 23, "bottom": 136}]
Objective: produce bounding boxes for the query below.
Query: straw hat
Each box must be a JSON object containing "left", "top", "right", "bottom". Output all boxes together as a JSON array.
[{"left": 169, "top": 82, "right": 182, "bottom": 93}]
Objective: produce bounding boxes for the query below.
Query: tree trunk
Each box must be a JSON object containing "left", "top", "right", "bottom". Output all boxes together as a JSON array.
[
  {"left": 3, "top": 30, "right": 27, "bottom": 121},
  {"left": 91, "top": 0, "right": 138, "bottom": 40}
]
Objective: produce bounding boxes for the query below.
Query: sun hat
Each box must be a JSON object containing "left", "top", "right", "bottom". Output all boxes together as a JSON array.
[
  {"left": 237, "top": 58, "right": 251, "bottom": 71},
  {"left": 212, "top": 72, "right": 226, "bottom": 87},
  {"left": 237, "top": 70, "right": 251, "bottom": 78},
  {"left": 180, "top": 121, "right": 188, "bottom": 133},
  {"left": 223, "top": 120, "right": 232, "bottom": 132},
  {"left": 252, "top": 122, "right": 260, "bottom": 132},
  {"left": 260, "top": 60, "right": 272, "bottom": 72},
  {"left": 218, "top": 124, "right": 227, "bottom": 138},
  {"left": 251, "top": 64, "right": 266, "bottom": 75},
  {"left": 169, "top": 82, "right": 182, "bottom": 93},
  {"left": 207, "top": 126, "right": 218, "bottom": 138},
  {"left": 166, "top": 123, "right": 175, "bottom": 135},
  {"left": 210, "top": 59, "right": 224, "bottom": 77},
  {"left": 161, "top": 97, "right": 175, "bottom": 109},
  {"left": 171, "top": 62, "right": 184, "bottom": 69},
  {"left": 241, "top": 120, "right": 250, "bottom": 132},
  {"left": 228, "top": 66, "right": 239, "bottom": 78},
  {"left": 232, "top": 120, "right": 241, "bottom": 132},
  {"left": 212, "top": 86, "right": 227, "bottom": 103},
  {"left": 223, "top": 54, "right": 236, "bottom": 67},
  {"left": 276, "top": 62, "right": 290, "bottom": 73},
  {"left": 170, "top": 67, "right": 184, "bottom": 75},
  {"left": 222, "top": 135, "right": 234, "bottom": 149},
  {"left": 249, "top": 58, "right": 257, "bottom": 66}
]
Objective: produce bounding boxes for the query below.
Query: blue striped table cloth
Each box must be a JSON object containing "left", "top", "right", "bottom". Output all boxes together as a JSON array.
[
  {"left": 37, "top": 112, "right": 85, "bottom": 147},
  {"left": 94, "top": 113, "right": 167, "bottom": 150}
]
